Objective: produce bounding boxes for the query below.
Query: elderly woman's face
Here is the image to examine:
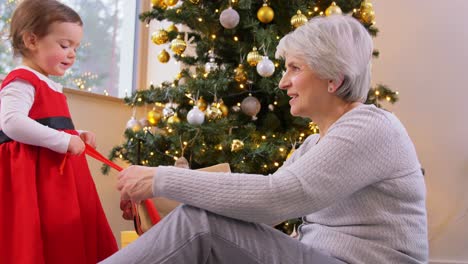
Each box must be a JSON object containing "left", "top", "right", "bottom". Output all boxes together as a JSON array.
[{"left": 278, "top": 55, "right": 328, "bottom": 118}]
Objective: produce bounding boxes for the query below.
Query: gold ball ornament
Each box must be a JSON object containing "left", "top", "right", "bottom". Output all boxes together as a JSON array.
[
  {"left": 257, "top": 3, "right": 274, "bottom": 24},
  {"left": 231, "top": 139, "right": 244, "bottom": 152},
  {"left": 147, "top": 108, "right": 163, "bottom": 125},
  {"left": 206, "top": 103, "right": 222, "bottom": 120},
  {"left": 291, "top": 10, "right": 308, "bottom": 28},
  {"left": 197, "top": 97, "right": 207, "bottom": 112},
  {"left": 166, "top": 24, "right": 178, "bottom": 33},
  {"left": 157, "top": 49, "right": 170, "bottom": 63},
  {"left": 170, "top": 35, "right": 187, "bottom": 55},
  {"left": 234, "top": 64, "right": 248, "bottom": 83},
  {"left": 361, "top": 0, "right": 373, "bottom": 10},
  {"left": 164, "top": 0, "right": 178, "bottom": 7},
  {"left": 167, "top": 114, "right": 180, "bottom": 124},
  {"left": 151, "top": 29, "right": 169, "bottom": 45},
  {"left": 174, "top": 156, "right": 190, "bottom": 169},
  {"left": 151, "top": 0, "right": 167, "bottom": 9},
  {"left": 247, "top": 47, "right": 263, "bottom": 67},
  {"left": 360, "top": 6, "right": 375, "bottom": 24},
  {"left": 325, "top": 2, "right": 342, "bottom": 16},
  {"left": 219, "top": 101, "right": 229, "bottom": 117}
]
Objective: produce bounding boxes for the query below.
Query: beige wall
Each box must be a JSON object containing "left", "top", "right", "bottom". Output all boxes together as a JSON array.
[
  {"left": 65, "top": 89, "right": 134, "bottom": 248},
  {"left": 373, "top": 1, "right": 468, "bottom": 263}
]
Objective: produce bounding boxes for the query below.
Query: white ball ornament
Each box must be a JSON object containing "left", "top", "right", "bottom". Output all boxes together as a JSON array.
[
  {"left": 187, "top": 106, "right": 205, "bottom": 125},
  {"left": 256, "top": 56, "right": 275, "bottom": 77},
  {"left": 126, "top": 116, "right": 142, "bottom": 131},
  {"left": 220, "top": 7, "right": 240, "bottom": 29}
]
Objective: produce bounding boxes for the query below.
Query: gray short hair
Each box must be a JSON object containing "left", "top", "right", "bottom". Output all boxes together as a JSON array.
[{"left": 275, "top": 15, "right": 373, "bottom": 103}]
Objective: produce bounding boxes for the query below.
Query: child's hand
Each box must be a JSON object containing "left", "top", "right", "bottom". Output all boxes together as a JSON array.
[
  {"left": 68, "top": 135, "right": 85, "bottom": 155},
  {"left": 79, "top": 131, "right": 96, "bottom": 148}
]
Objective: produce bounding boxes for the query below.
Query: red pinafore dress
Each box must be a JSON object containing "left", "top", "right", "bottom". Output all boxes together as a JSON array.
[{"left": 0, "top": 69, "right": 117, "bottom": 264}]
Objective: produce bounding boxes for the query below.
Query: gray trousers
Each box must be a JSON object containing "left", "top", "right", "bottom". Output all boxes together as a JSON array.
[{"left": 100, "top": 205, "right": 345, "bottom": 264}]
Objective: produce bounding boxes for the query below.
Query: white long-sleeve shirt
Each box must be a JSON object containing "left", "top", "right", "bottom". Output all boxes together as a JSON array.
[
  {"left": 153, "top": 104, "right": 428, "bottom": 263},
  {"left": 0, "top": 66, "right": 71, "bottom": 153}
]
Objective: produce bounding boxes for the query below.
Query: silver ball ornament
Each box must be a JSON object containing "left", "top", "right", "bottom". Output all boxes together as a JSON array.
[
  {"left": 220, "top": 7, "right": 240, "bottom": 29},
  {"left": 187, "top": 106, "right": 205, "bottom": 125},
  {"left": 241, "top": 95, "right": 261, "bottom": 120},
  {"left": 256, "top": 56, "right": 275, "bottom": 77}
]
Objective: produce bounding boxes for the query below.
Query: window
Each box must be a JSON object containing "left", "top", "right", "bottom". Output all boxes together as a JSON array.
[{"left": 0, "top": 0, "right": 145, "bottom": 98}]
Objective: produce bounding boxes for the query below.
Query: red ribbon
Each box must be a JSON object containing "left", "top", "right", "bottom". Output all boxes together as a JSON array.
[{"left": 84, "top": 143, "right": 161, "bottom": 227}]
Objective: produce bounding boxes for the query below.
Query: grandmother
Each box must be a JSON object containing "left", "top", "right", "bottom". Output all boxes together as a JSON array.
[{"left": 102, "top": 15, "right": 428, "bottom": 264}]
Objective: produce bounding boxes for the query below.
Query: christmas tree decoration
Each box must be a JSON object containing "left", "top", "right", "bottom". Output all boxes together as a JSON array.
[
  {"left": 126, "top": 116, "right": 142, "bottom": 132},
  {"left": 231, "top": 139, "right": 244, "bottom": 152},
  {"left": 166, "top": 24, "right": 178, "bottom": 33},
  {"left": 361, "top": 0, "right": 373, "bottom": 10},
  {"left": 170, "top": 35, "right": 187, "bottom": 55},
  {"left": 234, "top": 64, "right": 248, "bottom": 83},
  {"left": 139, "top": 118, "right": 151, "bottom": 128},
  {"left": 256, "top": 56, "right": 275, "bottom": 77},
  {"left": 360, "top": 0, "right": 375, "bottom": 24},
  {"left": 206, "top": 103, "right": 223, "bottom": 120},
  {"left": 219, "top": 100, "right": 229, "bottom": 117},
  {"left": 157, "top": 49, "right": 170, "bottom": 63},
  {"left": 167, "top": 114, "right": 181, "bottom": 123},
  {"left": 291, "top": 10, "right": 308, "bottom": 28},
  {"left": 325, "top": 2, "right": 342, "bottom": 16},
  {"left": 241, "top": 95, "right": 261, "bottom": 120},
  {"left": 286, "top": 146, "right": 295, "bottom": 159},
  {"left": 205, "top": 57, "right": 218, "bottom": 73},
  {"left": 151, "top": 0, "right": 167, "bottom": 9},
  {"left": 188, "top": 0, "right": 200, "bottom": 4},
  {"left": 197, "top": 97, "right": 208, "bottom": 111},
  {"left": 247, "top": 47, "right": 263, "bottom": 67},
  {"left": 205, "top": 50, "right": 218, "bottom": 73},
  {"left": 257, "top": 3, "right": 274, "bottom": 24},
  {"left": 187, "top": 106, "right": 205, "bottom": 125},
  {"left": 219, "top": 7, "right": 240, "bottom": 29},
  {"left": 309, "top": 122, "right": 320, "bottom": 134},
  {"left": 231, "top": 105, "right": 241, "bottom": 112},
  {"left": 164, "top": 0, "right": 178, "bottom": 7},
  {"left": 147, "top": 108, "right": 163, "bottom": 126},
  {"left": 151, "top": 29, "right": 169, "bottom": 45},
  {"left": 163, "top": 103, "right": 176, "bottom": 118}
]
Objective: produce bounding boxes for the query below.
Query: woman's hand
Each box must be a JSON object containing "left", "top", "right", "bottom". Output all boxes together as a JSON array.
[
  {"left": 79, "top": 131, "right": 96, "bottom": 148},
  {"left": 117, "top": 165, "right": 156, "bottom": 201}
]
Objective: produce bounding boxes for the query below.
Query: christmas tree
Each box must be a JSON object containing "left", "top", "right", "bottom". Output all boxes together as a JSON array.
[{"left": 106, "top": 0, "right": 398, "bottom": 234}]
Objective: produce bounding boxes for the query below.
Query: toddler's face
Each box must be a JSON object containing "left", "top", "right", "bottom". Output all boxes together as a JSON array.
[{"left": 27, "top": 21, "right": 83, "bottom": 77}]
